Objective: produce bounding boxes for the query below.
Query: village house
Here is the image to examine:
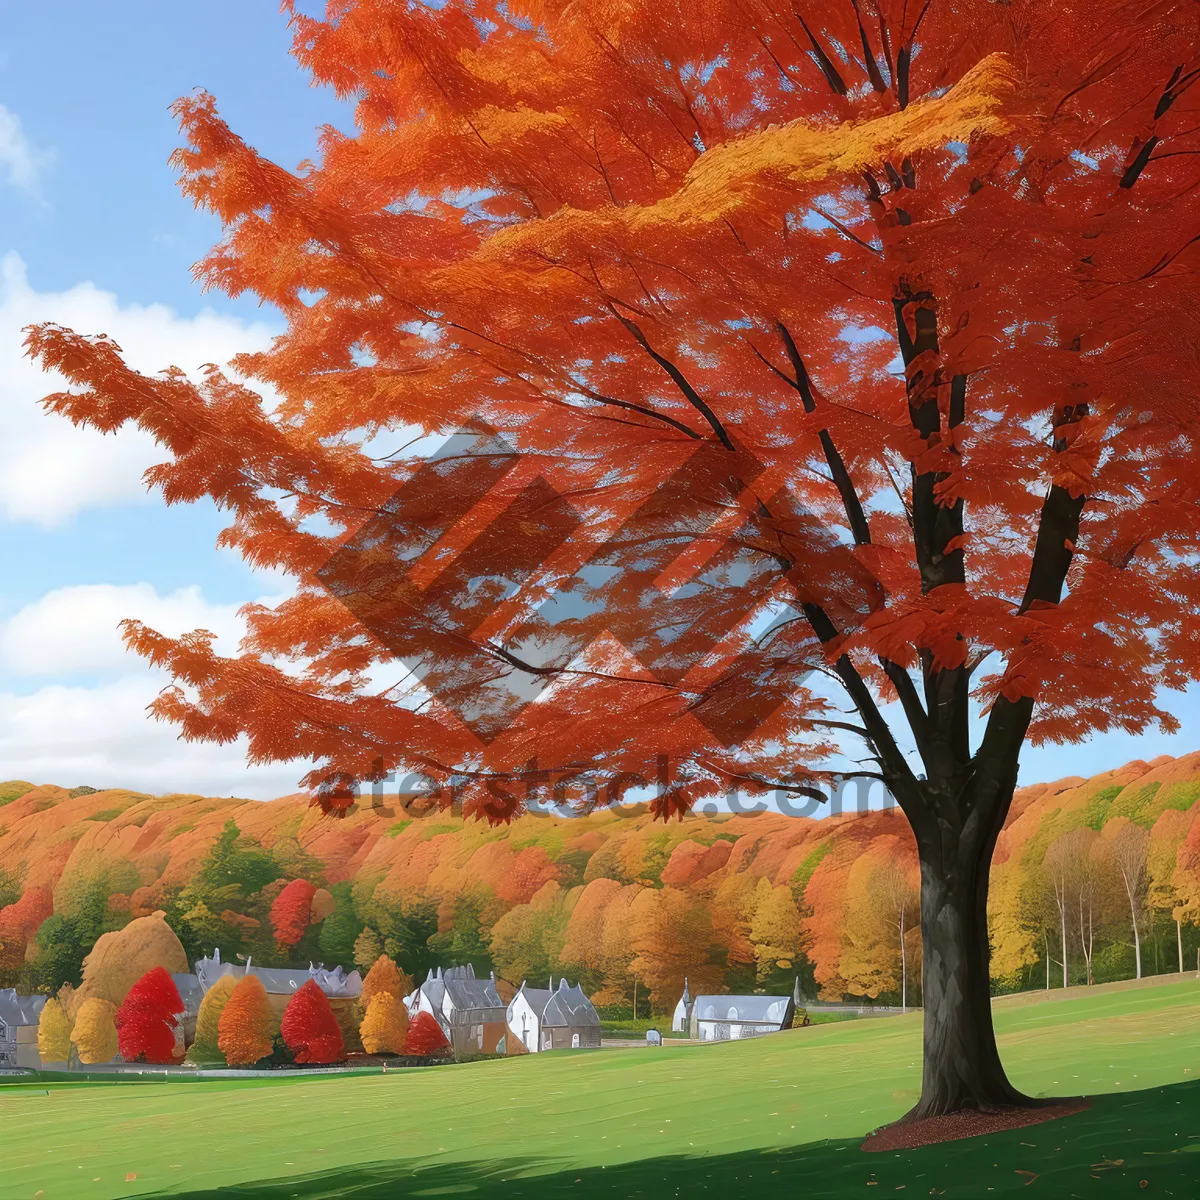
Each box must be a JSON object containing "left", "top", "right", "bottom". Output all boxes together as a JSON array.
[
  {"left": 671, "top": 978, "right": 693, "bottom": 1033},
  {"left": 507, "top": 978, "right": 601, "bottom": 1052},
  {"left": 674, "top": 978, "right": 797, "bottom": 1041},
  {"left": 406, "top": 964, "right": 509, "bottom": 1055},
  {"left": 0, "top": 990, "right": 47, "bottom": 1069},
  {"left": 171, "top": 972, "right": 206, "bottom": 1051},
  {"left": 194, "top": 949, "right": 363, "bottom": 1020}
]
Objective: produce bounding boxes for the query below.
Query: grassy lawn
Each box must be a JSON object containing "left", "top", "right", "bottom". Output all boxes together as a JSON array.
[
  {"left": 3, "top": 980, "right": 1199, "bottom": 1198},
  {"left": 598, "top": 1017, "right": 688, "bottom": 1039}
]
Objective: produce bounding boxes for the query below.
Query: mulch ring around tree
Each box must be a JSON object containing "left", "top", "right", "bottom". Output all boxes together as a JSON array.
[{"left": 861, "top": 1096, "right": 1093, "bottom": 1152}]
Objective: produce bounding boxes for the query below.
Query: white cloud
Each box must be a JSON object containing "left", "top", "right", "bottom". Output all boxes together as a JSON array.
[
  {"left": 0, "top": 583, "right": 251, "bottom": 677},
  {"left": 0, "top": 105, "right": 53, "bottom": 193},
  {"left": 0, "top": 582, "right": 307, "bottom": 798},
  {"left": 0, "top": 676, "right": 309, "bottom": 799},
  {"left": 0, "top": 251, "right": 277, "bottom": 526}
]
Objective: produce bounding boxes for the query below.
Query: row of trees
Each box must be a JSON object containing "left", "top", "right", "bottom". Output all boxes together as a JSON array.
[
  {"left": 0, "top": 820, "right": 347, "bottom": 995},
  {"left": 36, "top": 953, "right": 449, "bottom": 1067},
  {"left": 5, "top": 773, "right": 1200, "bottom": 1018},
  {"left": 991, "top": 814, "right": 1200, "bottom": 990}
]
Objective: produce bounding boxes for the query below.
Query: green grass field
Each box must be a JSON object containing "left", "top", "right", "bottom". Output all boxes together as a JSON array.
[{"left": 4, "top": 980, "right": 1200, "bottom": 1199}]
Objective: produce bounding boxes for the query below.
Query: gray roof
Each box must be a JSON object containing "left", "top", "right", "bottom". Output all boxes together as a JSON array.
[
  {"left": 418, "top": 976, "right": 447, "bottom": 1011},
  {"left": 517, "top": 986, "right": 554, "bottom": 1015},
  {"left": 516, "top": 979, "right": 599, "bottom": 1028},
  {"left": 0, "top": 990, "right": 47, "bottom": 1029},
  {"left": 443, "top": 977, "right": 505, "bottom": 1016},
  {"left": 416, "top": 965, "right": 505, "bottom": 1022},
  {"left": 543, "top": 985, "right": 600, "bottom": 1028},
  {"left": 194, "top": 950, "right": 362, "bottom": 998},
  {"left": 692, "top": 995, "right": 791, "bottom": 1024}
]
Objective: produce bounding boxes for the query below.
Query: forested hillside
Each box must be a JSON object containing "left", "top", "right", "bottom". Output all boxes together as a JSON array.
[{"left": 1, "top": 753, "right": 1199, "bottom": 1012}]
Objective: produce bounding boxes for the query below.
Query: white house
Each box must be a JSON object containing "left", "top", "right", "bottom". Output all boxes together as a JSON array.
[
  {"left": 671, "top": 977, "right": 693, "bottom": 1033},
  {"left": 0, "top": 990, "right": 47, "bottom": 1069},
  {"left": 687, "top": 992, "right": 794, "bottom": 1041},
  {"left": 406, "top": 964, "right": 509, "bottom": 1055},
  {"left": 674, "top": 977, "right": 801, "bottom": 1041},
  {"left": 507, "top": 978, "right": 601, "bottom": 1052}
]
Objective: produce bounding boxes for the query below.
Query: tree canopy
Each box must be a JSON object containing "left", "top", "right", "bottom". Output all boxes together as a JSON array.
[{"left": 26, "top": 0, "right": 1200, "bottom": 1117}]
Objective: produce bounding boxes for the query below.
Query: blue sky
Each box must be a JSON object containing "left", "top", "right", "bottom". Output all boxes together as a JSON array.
[{"left": 0, "top": 3, "right": 1196, "bottom": 800}]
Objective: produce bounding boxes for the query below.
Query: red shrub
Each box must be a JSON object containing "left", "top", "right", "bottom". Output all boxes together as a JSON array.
[
  {"left": 0, "top": 886, "right": 53, "bottom": 970},
  {"left": 114, "top": 966, "right": 184, "bottom": 1064},
  {"left": 270, "top": 879, "right": 317, "bottom": 947},
  {"left": 280, "top": 979, "right": 344, "bottom": 1064},
  {"left": 405, "top": 1010, "right": 450, "bottom": 1057}
]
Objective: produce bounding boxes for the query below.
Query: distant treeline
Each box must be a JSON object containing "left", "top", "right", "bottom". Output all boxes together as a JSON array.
[{"left": 1, "top": 753, "right": 1198, "bottom": 1012}]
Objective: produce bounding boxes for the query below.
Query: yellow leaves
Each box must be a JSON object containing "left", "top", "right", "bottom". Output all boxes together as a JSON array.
[
  {"left": 675, "top": 52, "right": 1015, "bottom": 220},
  {"left": 359, "top": 989, "right": 409, "bottom": 1055},
  {"left": 71, "top": 998, "right": 119, "bottom": 1065},
  {"left": 472, "top": 52, "right": 1017, "bottom": 263},
  {"left": 471, "top": 103, "right": 569, "bottom": 145},
  {"left": 36, "top": 996, "right": 73, "bottom": 1064}
]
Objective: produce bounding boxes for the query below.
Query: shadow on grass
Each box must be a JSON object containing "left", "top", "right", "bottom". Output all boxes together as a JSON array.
[{"left": 149, "top": 1080, "right": 1200, "bottom": 1199}]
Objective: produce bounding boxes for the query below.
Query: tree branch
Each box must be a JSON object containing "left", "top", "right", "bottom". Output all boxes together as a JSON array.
[
  {"left": 607, "top": 306, "right": 736, "bottom": 449},
  {"left": 776, "top": 322, "right": 873, "bottom": 545}
]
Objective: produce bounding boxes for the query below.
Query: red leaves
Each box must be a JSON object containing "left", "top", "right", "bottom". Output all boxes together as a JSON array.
[
  {"left": 281, "top": 979, "right": 345, "bottom": 1065},
  {"left": 22, "top": 0, "right": 1200, "bottom": 829},
  {"left": 270, "top": 879, "right": 318, "bottom": 947},
  {"left": 0, "top": 887, "right": 53, "bottom": 971},
  {"left": 405, "top": 1010, "right": 450, "bottom": 1057},
  {"left": 114, "top": 967, "right": 184, "bottom": 1065}
]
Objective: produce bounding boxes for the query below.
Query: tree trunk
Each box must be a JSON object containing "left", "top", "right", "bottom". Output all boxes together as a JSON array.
[
  {"left": 1059, "top": 896, "right": 1069, "bottom": 988},
  {"left": 1127, "top": 892, "right": 1142, "bottom": 979},
  {"left": 1078, "top": 897, "right": 1094, "bottom": 986},
  {"left": 907, "top": 821, "right": 1031, "bottom": 1118},
  {"left": 1177, "top": 918, "right": 1184, "bottom": 974},
  {"left": 899, "top": 906, "right": 907, "bottom": 1011}
]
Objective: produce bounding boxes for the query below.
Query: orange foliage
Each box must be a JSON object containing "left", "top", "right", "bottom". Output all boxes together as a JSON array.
[
  {"left": 360, "top": 990, "right": 408, "bottom": 1055},
  {"left": 24, "top": 3, "right": 1200, "bottom": 1108},
  {"left": 493, "top": 847, "right": 560, "bottom": 906},
  {"left": 560, "top": 878, "right": 623, "bottom": 982},
  {"left": 660, "top": 839, "right": 732, "bottom": 888},
  {"left": 0, "top": 886, "right": 53, "bottom": 971},
  {"left": 3, "top": 752, "right": 1200, "bottom": 1012},
  {"left": 838, "top": 836, "right": 921, "bottom": 1002},
  {"left": 1176, "top": 816, "right": 1200, "bottom": 922},
  {"left": 20, "top": 1, "right": 1200, "bottom": 840},
  {"left": 217, "top": 974, "right": 275, "bottom": 1066},
  {"left": 270, "top": 878, "right": 317, "bottom": 947},
  {"left": 361, "top": 954, "right": 413, "bottom": 1009},
  {"left": 627, "top": 886, "right": 721, "bottom": 1008}
]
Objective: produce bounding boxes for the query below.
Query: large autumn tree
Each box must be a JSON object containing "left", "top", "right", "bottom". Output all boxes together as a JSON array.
[{"left": 28, "top": 0, "right": 1200, "bottom": 1117}]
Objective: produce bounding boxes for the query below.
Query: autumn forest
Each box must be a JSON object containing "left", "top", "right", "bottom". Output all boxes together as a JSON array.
[{"left": 3, "top": 752, "right": 1199, "bottom": 1015}]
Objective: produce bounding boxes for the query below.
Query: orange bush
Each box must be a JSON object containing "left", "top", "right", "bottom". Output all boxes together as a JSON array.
[{"left": 217, "top": 974, "right": 274, "bottom": 1067}]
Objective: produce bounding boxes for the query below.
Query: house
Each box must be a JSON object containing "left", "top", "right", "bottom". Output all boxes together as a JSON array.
[
  {"left": 674, "top": 977, "right": 800, "bottom": 1042},
  {"left": 0, "top": 990, "right": 47, "bottom": 1069},
  {"left": 171, "top": 973, "right": 205, "bottom": 1051},
  {"left": 507, "top": 978, "right": 601, "bottom": 1052},
  {"left": 194, "top": 949, "right": 363, "bottom": 1019},
  {"left": 671, "top": 978, "right": 693, "bottom": 1033},
  {"left": 406, "top": 964, "right": 509, "bottom": 1055},
  {"left": 686, "top": 990, "right": 794, "bottom": 1041}
]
